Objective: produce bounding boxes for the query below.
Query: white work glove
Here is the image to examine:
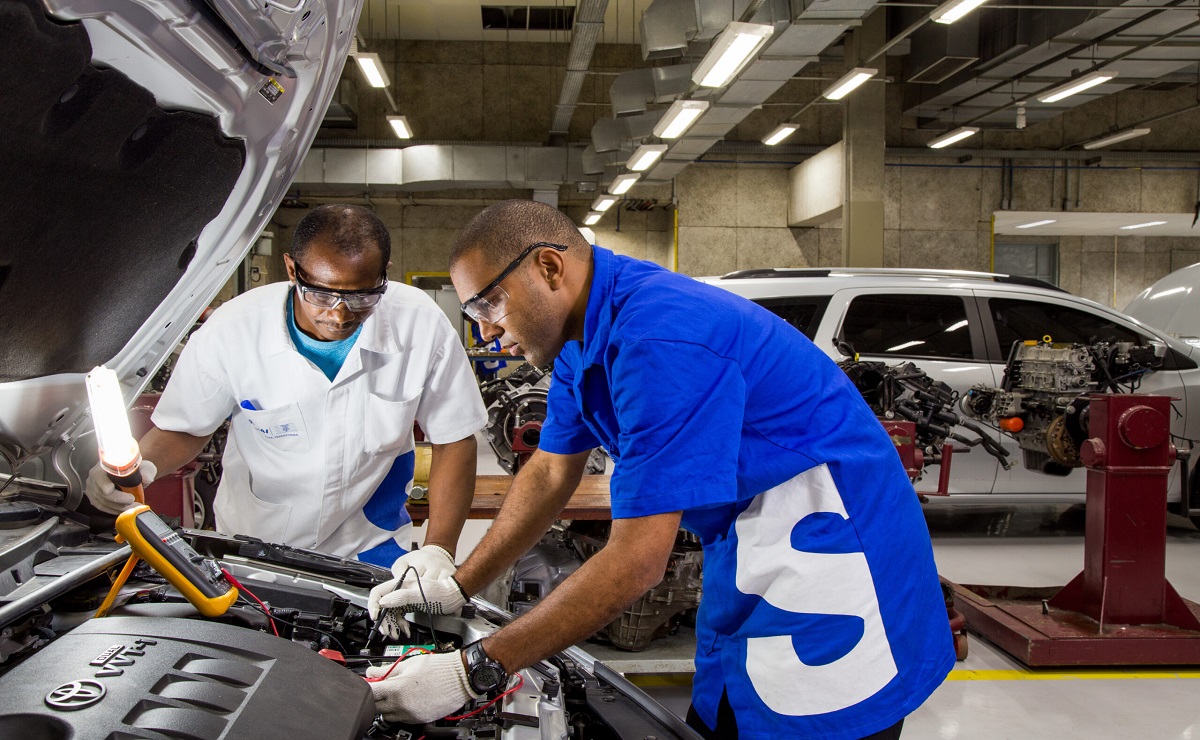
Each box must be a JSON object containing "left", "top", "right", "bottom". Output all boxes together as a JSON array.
[
  {"left": 368, "top": 545, "right": 465, "bottom": 639},
  {"left": 367, "top": 650, "right": 482, "bottom": 724},
  {"left": 84, "top": 460, "right": 157, "bottom": 515}
]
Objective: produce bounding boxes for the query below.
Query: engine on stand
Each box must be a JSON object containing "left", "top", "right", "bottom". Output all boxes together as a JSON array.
[
  {"left": 961, "top": 339, "right": 1162, "bottom": 474},
  {"left": 839, "top": 359, "right": 1012, "bottom": 494},
  {"left": 479, "top": 364, "right": 606, "bottom": 475}
]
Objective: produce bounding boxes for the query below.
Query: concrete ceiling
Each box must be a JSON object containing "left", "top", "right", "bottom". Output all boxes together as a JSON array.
[
  {"left": 359, "top": 0, "right": 652, "bottom": 43},
  {"left": 994, "top": 211, "right": 1200, "bottom": 237}
]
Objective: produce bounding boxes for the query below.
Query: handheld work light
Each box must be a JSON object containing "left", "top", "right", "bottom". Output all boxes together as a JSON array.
[{"left": 85, "top": 366, "right": 145, "bottom": 501}]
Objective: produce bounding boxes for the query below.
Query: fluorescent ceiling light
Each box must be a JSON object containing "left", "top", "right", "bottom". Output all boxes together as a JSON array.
[
  {"left": 608, "top": 174, "right": 640, "bottom": 195},
  {"left": 945, "top": 320, "right": 968, "bottom": 332},
  {"left": 762, "top": 123, "right": 799, "bottom": 146},
  {"left": 931, "top": 0, "right": 990, "bottom": 24},
  {"left": 354, "top": 52, "right": 389, "bottom": 88},
  {"left": 691, "top": 22, "right": 774, "bottom": 88},
  {"left": 591, "top": 195, "right": 618, "bottom": 212},
  {"left": 387, "top": 115, "right": 412, "bottom": 139},
  {"left": 1083, "top": 127, "right": 1151, "bottom": 150},
  {"left": 628, "top": 144, "right": 668, "bottom": 172},
  {"left": 1120, "top": 220, "right": 1167, "bottom": 231},
  {"left": 1150, "top": 286, "right": 1187, "bottom": 300},
  {"left": 583, "top": 211, "right": 603, "bottom": 226},
  {"left": 887, "top": 340, "right": 925, "bottom": 352},
  {"left": 822, "top": 67, "right": 877, "bottom": 101},
  {"left": 1016, "top": 219, "right": 1057, "bottom": 229},
  {"left": 1037, "top": 71, "right": 1116, "bottom": 104},
  {"left": 653, "top": 100, "right": 710, "bottom": 139},
  {"left": 927, "top": 126, "right": 979, "bottom": 149}
]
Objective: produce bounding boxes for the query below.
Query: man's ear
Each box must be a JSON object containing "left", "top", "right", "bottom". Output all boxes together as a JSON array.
[
  {"left": 535, "top": 248, "right": 568, "bottom": 290},
  {"left": 283, "top": 254, "right": 297, "bottom": 283}
]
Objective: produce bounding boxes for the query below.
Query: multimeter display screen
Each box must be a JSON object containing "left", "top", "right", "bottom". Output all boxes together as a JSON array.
[{"left": 134, "top": 511, "right": 231, "bottom": 599}]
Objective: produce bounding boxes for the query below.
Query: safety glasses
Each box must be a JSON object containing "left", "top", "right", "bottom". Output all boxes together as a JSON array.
[
  {"left": 293, "top": 264, "right": 388, "bottom": 311},
  {"left": 460, "top": 242, "right": 568, "bottom": 324}
]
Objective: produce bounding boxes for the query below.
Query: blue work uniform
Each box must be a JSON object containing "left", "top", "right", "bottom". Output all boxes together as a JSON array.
[{"left": 537, "top": 247, "right": 954, "bottom": 740}]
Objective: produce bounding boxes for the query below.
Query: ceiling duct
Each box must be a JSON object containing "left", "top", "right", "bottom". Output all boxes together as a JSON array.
[
  {"left": 640, "top": 0, "right": 699, "bottom": 59},
  {"left": 591, "top": 111, "right": 662, "bottom": 152},
  {"left": 609, "top": 65, "right": 696, "bottom": 117},
  {"left": 594, "top": 0, "right": 885, "bottom": 188},
  {"left": 294, "top": 145, "right": 588, "bottom": 191},
  {"left": 549, "top": 0, "right": 609, "bottom": 141},
  {"left": 905, "top": 15, "right": 979, "bottom": 84},
  {"left": 321, "top": 79, "right": 359, "bottom": 128},
  {"left": 904, "top": 1, "right": 1200, "bottom": 129}
]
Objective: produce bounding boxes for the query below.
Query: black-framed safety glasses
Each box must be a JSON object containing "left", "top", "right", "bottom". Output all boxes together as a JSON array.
[
  {"left": 460, "top": 242, "right": 568, "bottom": 324},
  {"left": 293, "top": 264, "right": 388, "bottom": 311}
]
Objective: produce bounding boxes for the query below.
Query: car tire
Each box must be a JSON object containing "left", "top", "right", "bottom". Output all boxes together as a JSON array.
[{"left": 192, "top": 478, "right": 218, "bottom": 531}]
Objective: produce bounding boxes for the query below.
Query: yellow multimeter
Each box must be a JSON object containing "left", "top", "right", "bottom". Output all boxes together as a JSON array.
[{"left": 113, "top": 505, "right": 238, "bottom": 617}]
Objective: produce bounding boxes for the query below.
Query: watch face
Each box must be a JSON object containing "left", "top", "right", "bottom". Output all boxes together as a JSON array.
[{"left": 473, "top": 664, "right": 504, "bottom": 691}]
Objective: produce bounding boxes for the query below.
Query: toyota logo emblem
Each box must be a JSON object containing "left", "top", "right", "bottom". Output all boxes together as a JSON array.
[{"left": 45, "top": 680, "right": 106, "bottom": 711}]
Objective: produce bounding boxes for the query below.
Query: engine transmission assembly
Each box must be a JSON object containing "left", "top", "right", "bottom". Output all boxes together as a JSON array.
[
  {"left": 839, "top": 359, "right": 1011, "bottom": 486},
  {"left": 962, "top": 339, "right": 1162, "bottom": 473},
  {"left": 480, "top": 363, "right": 606, "bottom": 474}
]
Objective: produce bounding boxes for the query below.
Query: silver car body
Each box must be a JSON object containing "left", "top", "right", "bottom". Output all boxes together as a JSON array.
[{"left": 701, "top": 268, "right": 1200, "bottom": 503}]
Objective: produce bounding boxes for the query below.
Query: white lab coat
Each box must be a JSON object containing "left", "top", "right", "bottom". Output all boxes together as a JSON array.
[{"left": 152, "top": 281, "right": 486, "bottom": 562}]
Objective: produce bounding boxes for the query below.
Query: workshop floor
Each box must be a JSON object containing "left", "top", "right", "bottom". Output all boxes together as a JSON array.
[{"left": 447, "top": 439, "right": 1200, "bottom": 738}]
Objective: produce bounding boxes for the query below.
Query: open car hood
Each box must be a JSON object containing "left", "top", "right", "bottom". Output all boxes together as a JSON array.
[
  {"left": 0, "top": 0, "right": 358, "bottom": 495},
  {"left": 1125, "top": 262, "right": 1200, "bottom": 347}
]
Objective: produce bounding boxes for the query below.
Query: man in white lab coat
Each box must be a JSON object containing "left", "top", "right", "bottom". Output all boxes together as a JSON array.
[{"left": 85, "top": 204, "right": 486, "bottom": 577}]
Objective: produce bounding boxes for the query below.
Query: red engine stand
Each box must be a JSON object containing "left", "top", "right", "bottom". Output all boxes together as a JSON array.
[{"left": 948, "top": 393, "right": 1200, "bottom": 666}]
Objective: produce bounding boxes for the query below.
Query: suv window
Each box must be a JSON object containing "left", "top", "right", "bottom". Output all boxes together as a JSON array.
[
  {"left": 988, "top": 298, "right": 1143, "bottom": 358},
  {"left": 753, "top": 296, "right": 830, "bottom": 340},
  {"left": 842, "top": 294, "right": 973, "bottom": 360}
]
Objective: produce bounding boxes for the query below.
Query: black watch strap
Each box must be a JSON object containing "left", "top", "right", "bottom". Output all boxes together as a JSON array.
[{"left": 463, "top": 639, "right": 507, "bottom": 696}]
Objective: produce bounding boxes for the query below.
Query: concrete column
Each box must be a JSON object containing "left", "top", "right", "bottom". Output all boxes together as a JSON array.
[{"left": 841, "top": 10, "right": 886, "bottom": 267}]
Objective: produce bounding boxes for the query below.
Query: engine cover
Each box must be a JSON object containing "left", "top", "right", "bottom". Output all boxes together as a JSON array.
[{"left": 0, "top": 616, "right": 374, "bottom": 740}]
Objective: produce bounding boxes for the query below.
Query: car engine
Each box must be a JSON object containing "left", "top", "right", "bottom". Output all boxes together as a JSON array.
[
  {"left": 961, "top": 339, "right": 1163, "bottom": 473},
  {"left": 497, "top": 522, "right": 702, "bottom": 652},
  {"left": 839, "top": 359, "right": 1012, "bottom": 479},
  {"left": 0, "top": 504, "right": 700, "bottom": 740}
]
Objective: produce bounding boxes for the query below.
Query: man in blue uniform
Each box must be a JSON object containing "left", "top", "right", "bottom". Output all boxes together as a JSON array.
[{"left": 366, "top": 200, "right": 953, "bottom": 738}]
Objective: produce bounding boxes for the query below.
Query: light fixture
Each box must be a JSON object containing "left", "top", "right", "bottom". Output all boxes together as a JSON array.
[
  {"left": 1083, "top": 127, "right": 1151, "bottom": 150},
  {"left": 931, "top": 0, "right": 990, "bottom": 24},
  {"left": 354, "top": 52, "right": 389, "bottom": 88},
  {"left": 1120, "top": 220, "right": 1167, "bottom": 231},
  {"left": 583, "top": 211, "right": 603, "bottom": 226},
  {"left": 762, "top": 123, "right": 799, "bottom": 146},
  {"left": 86, "top": 366, "right": 140, "bottom": 476},
  {"left": 591, "top": 195, "right": 618, "bottom": 212},
  {"left": 608, "top": 173, "right": 640, "bottom": 195},
  {"left": 1037, "top": 70, "right": 1116, "bottom": 104},
  {"left": 1016, "top": 219, "right": 1057, "bottom": 229},
  {"left": 653, "top": 99, "right": 710, "bottom": 139},
  {"left": 822, "top": 68, "right": 877, "bottom": 101},
  {"left": 691, "top": 22, "right": 775, "bottom": 88},
  {"left": 628, "top": 144, "right": 668, "bottom": 172},
  {"left": 927, "top": 126, "right": 979, "bottom": 149},
  {"left": 387, "top": 115, "right": 413, "bottom": 139}
]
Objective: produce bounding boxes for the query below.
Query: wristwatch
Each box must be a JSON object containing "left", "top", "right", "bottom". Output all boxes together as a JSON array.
[{"left": 462, "top": 639, "right": 507, "bottom": 696}]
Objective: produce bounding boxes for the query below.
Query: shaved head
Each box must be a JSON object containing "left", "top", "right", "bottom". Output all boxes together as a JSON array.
[{"left": 450, "top": 200, "right": 590, "bottom": 272}]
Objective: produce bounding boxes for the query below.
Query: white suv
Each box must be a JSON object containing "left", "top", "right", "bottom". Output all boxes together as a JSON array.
[{"left": 701, "top": 268, "right": 1200, "bottom": 508}]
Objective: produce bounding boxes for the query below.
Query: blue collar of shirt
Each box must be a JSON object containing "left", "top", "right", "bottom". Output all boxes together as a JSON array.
[{"left": 579, "top": 245, "right": 616, "bottom": 368}]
